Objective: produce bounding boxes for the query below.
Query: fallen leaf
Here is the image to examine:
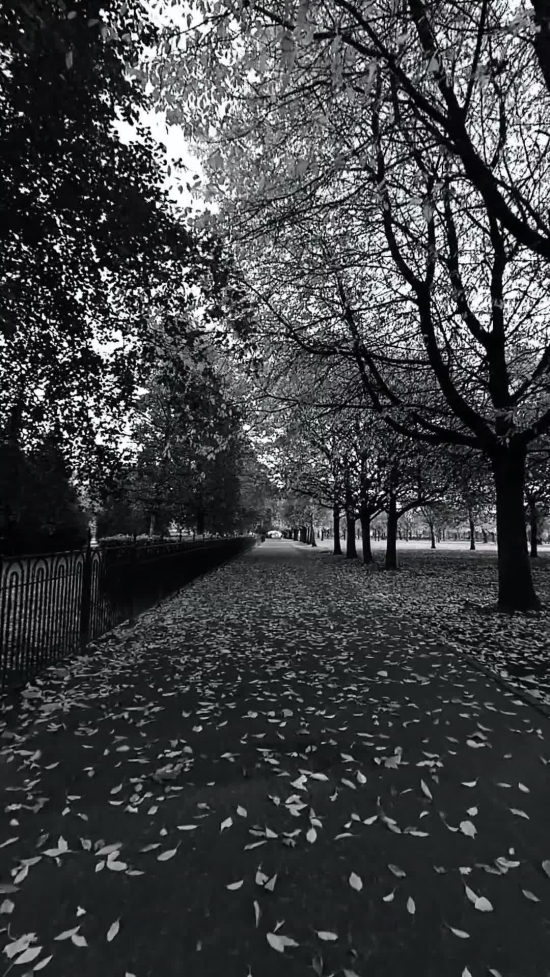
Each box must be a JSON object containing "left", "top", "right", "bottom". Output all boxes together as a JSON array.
[
  {"left": 220, "top": 817, "right": 233, "bottom": 832},
  {"left": 448, "top": 926, "right": 470, "bottom": 939},
  {"left": 54, "top": 927, "right": 80, "bottom": 942},
  {"left": 34, "top": 956, "right": 53, "bottom": 971},
  {"left": 474, "top": 896, "right": 493, "bottom": 912},
  {"left": 349, "top": 872, "right": 363, "bottom": 891},
  {"left": 157, "top": 848, "right": 178, "bottom": 861},
  {"left": 388, "top": 864, "right": 406, "bottom": 878},
  {"left": 522, "top": 889, "right": 540, "bottom": 902},
  {"left": 407, "top": 897, "right": 415, "bottom": 914},
  {"left": 420, "top": 780, "right": 433, "bottom": 801},
  {"left": 266, "top": 933, "right": 298, "bottom": 952},
  {"left": 96, "top": 843, "right": 122, "bottom": 857},
  {"left": 107, "top": 919, "right": 120, "bottom": 942},
  {"left": 255, "top": 868, "right": 269, "bottom": 886},
  {"left": 316, "top": 931, "right": 337, "bottom": 941},
  {"left": 14, "top": 946, "right": 42, "bottom": 966},
  {"left": 226, "top": 880, "right": 244, "bottom": 890}
]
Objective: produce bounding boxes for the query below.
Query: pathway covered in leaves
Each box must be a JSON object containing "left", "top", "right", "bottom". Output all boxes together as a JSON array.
[{"left": 1, "top": 540, "right": 550, "bottom": 977}]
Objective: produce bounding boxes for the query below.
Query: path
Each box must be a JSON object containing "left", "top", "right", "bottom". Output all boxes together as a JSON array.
[{"left": 0, "top": 540, "right": 549, "bottom": 977}]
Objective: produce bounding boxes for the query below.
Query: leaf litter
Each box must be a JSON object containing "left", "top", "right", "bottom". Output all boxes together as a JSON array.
[{"left": 0, "top": 545, "right": 549, "bottom": 975}]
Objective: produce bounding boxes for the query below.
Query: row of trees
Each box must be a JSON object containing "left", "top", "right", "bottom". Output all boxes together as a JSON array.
[
  {"left": 93, "top": 340, "right": 280, "bottom": 541},
  {"left": 0, "top": 0, "right": 279, "bottom": 550},
  {"left": 0, "top": 328, "right": 280, "bottom": 552},
  {"left": 148, "top": 0, "right": 550, "bottom": 611},
  {"left": 259, "top": 352, "right": 550, "bottom": 566}
]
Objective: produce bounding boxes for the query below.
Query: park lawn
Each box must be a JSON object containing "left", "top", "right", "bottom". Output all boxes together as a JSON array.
[{"left": 310, "top": 541, "right": 550, "bottom": 710}]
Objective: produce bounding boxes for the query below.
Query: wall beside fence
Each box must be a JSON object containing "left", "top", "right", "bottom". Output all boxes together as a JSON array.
[{"left": 0, "top": 536, "right": 255, "bottom": 691}]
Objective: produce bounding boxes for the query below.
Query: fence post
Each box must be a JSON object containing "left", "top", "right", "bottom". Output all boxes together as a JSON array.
[
  {"left": 79, "top": 535, "right": 92, "bottom": 653},
  {"left": 127, "top": 535, "right": 137, "bottom": 627}
]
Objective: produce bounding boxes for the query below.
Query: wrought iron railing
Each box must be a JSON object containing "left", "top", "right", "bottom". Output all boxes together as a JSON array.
[{"left": 0, "top": 536, "right": 255, "bottom": 691}]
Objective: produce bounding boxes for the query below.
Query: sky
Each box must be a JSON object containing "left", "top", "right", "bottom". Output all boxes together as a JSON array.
[{"left": 114, "top": 108, "right": 204, "bottom": 212}]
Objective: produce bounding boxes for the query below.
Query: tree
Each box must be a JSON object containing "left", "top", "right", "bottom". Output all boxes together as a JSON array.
[
  {"left": 0, "top": 0, "right": 217, "bottom": 477},
  {"left": 0, "top": 417, "right": 89, "bottom": 554},
  {"left": 148, "top": 0, "right": 550, "bottom": 611},
  {"left": 379, "top": 436, "right": 449, "bottom": 569},
  {"left": 525, "top": 439, "right": 550, "bottom": 557}
]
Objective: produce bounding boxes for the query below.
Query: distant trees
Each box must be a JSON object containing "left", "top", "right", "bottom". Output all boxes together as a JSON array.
[
  {"left": 94, "top": 344, "right": 269, "bottom": 540},
  {"left": 0, "top": 415, "right": 89, "bottom": 554}
]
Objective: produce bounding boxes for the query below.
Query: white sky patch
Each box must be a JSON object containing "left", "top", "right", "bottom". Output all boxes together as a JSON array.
[{"left": 114, "top": 107, "right": 209, "bottom": 214}]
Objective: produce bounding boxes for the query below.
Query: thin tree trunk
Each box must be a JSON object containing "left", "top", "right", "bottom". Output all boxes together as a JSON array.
[
  {"left": 429, "top": 522, "right": 436, "bottom": 549},
  {"left": 468, "top": 510, "right": 476, "bottom": 551},
  {"left": 333, "top": 504, "right": 342, "bottom": 555},
  {"left": 360, "top": 511, "right": 373, "bottom": 564},
  {"left": 385, "top": 496, "right": 398, "bottom": 570},
  {"left": 492, "top": 449, "right": 540, "bottom": 611},
  {"left": 528, "top": 499, "right": 538, "bottom": 558},
  {"left": 310, "top": 517, "right": 316, "bottom": 547},
  {"left": 346, "top": 513, "right": 357, "bottom": 558}
]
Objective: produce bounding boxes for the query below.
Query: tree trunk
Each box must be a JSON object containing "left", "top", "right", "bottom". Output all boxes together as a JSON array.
[
  {"left": 429, "top": 522, "right": 436, "bottom": 549},
  {"left": 385, "top": 496, "right": 398, "bottom": 570},
  {"left": 346, "top": 513, "right": 357, "bottom": 558},
  {"left": 333, "top": 505, "right": 342, "bottom": 555},
  {"left": 481, "top": 528, "right": 488, "bottom": 544},
  {"left": 528, "top": 499, "right": 538, "bottom": 558},
  {"left": 468, "top": 511, "right": 476, "bottom": 551},
  {"left": 310, "top": 518, "right": 317, "bottom": 547},
  {"left": 492, "top": 449, "right": 540, "bottom": 611},
  {"left": 149, "top": 513, "right": 156, "bottom": 537},
  {"left": 360, "top": 511, "right": 373, "bottom": 563},
  {"left": 196, "top": 509, "right": 205, "bottom": 537}
]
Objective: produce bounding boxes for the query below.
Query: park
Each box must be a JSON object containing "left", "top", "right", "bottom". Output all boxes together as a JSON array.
[{"left": 2, "top": 1, "right": 550, "bottom": 975}]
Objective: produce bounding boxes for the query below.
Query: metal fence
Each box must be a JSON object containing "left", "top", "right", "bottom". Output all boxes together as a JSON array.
[{"left": 0, "top": 536, "right": 255, "bottom": 691}]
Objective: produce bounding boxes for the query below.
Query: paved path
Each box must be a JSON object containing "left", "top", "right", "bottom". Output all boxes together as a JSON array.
[{"left": 1, "top": 540, "right": 549, "bottom": 977}]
